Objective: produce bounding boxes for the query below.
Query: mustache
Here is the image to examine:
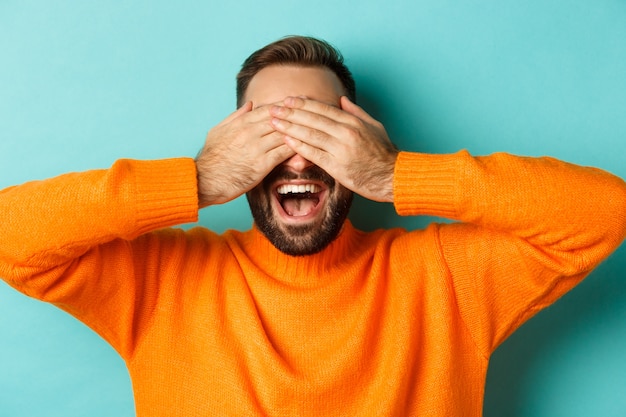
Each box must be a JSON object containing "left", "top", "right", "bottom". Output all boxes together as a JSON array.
[{"left": 264, "top": 165, "right": 335, "bottom": 187}]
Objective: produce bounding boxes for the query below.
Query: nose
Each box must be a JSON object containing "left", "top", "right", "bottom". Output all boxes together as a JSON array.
[{"left": 282, "top": 153, "right": 314, "bottom": 172}]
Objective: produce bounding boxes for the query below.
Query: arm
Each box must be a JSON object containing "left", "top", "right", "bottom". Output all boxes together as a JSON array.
[
  {"left": 270, "top": 97, "right": 626, "bottom": 353},
  {"left": 0, "top": 158, "right": 198, "bottom": 282},
  {"left": 1, "top": 102, "right": 287, "bottom": 291},
  {"left": 0, "top": 103, "right": 291, "bottom": 356},
  {"left": 0, "top": 158, "right": 198, "bottom": 356},
  {"left": 394, "top": 150, "right": 626, "bottom": 352}
]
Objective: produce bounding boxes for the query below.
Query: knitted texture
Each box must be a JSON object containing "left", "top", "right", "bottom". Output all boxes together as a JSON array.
[{"left": 1, "top": 152, "right": 625, "bottom": 416}]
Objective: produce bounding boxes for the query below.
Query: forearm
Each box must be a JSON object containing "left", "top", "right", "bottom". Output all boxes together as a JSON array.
[
  {"left": 393, "top": 150, "right": 626, "bottom": 271},
  {"left": 0, "top": 158, "right": 198, "bottom": 281}
]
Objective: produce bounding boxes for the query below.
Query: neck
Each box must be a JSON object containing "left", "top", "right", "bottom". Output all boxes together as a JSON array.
[{"left": 240, "top": 220, "right": 363, "bottom": 287}]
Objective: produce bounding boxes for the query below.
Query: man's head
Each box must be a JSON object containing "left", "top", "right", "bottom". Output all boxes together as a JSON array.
[
  {"left": 236, "top": 36, "right": 356, "bottom": 107},
  {"left": 239, "top": 36, "right": 356, "bottom": 256}
]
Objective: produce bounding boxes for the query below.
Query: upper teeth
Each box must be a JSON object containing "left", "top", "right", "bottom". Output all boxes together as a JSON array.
[{"left": 277, "top": 184, "right": 321, "bottom": 194}]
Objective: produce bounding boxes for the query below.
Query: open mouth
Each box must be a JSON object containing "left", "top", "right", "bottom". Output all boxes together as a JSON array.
[{"left": 275, "top": 183, "right": 324, "bottom": 218}]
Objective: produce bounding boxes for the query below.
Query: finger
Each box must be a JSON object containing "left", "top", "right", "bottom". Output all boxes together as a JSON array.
[
  {"left": 271, "top": 117, "right": 337, "bottom": 153},
  {"left": 340, "top": 96, "right": 379, "bottom": 125},
  {"left": 270, "top": 103, "right": 352, "bottom": 149},
  {"left": 283, "top": 135, "right": 332, "bottom": 171},
  {"left": 232, "top": 104, "right": 280, "bottom": 137},
  {"left": 276, "top": 97, "right": 354, "bottom": 124},
  {"left": 216, "top": 101, "right": 253, "bottom": 127},
  {"left": 258, "top": 130, "right": 292, "bottom": 153},
  {"left": 221, "top": 102, "right": 278, "bottom": 132},
  {"left": 263, "top": 143, "right": 296, "bottom": 170}
]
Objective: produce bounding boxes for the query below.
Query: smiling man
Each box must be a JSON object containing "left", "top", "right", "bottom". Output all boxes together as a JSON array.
[
  {"left": 1, "top": 36, "right": 626, "bottom": 416},
  {"left": 245, "top": 66, "right": 357, "bottom": 255}
]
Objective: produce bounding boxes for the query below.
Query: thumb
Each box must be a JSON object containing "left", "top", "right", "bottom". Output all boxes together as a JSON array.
[{"left": 340, "top": 96, "right": 377, "bottom": 124}]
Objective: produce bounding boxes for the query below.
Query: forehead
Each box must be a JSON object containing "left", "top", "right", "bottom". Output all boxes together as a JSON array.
[{"left": 244, "top": 65, "right": 345, "bottom": 108}]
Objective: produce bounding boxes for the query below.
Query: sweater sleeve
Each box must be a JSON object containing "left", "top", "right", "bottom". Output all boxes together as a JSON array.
[
  {"left": 0, "top": 158, "right": 199, "bottom": 357},
  {"left": 393, "top": 150, "right": 626, "bottom": 355}
]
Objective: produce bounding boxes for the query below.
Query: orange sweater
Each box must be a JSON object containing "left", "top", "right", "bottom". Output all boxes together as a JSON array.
[{"left": 1, "top": 151, "right": 625, "bottom": 416}]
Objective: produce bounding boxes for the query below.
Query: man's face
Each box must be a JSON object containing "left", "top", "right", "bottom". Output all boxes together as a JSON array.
[{"left": 244, "top": 65, "right": 354, "bottom": 256}]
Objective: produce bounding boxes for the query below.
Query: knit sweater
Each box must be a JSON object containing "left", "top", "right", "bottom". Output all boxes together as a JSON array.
[{"left": 1, "top": 151, "right": 625, "bottom": 416}]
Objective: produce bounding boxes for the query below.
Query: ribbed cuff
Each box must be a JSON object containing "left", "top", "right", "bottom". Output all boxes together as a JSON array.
[
  {"left": 128, "top": 158, "right": 199, "bottom": 235},
  {"left": 393, "top": 151, "right": 464, "bottom": 219}
]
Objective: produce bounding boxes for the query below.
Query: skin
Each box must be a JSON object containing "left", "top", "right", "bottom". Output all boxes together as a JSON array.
[
  {"left": 270, "top": 95, "right": 398, "bottom": 203},
  {"left": 195, "top": 100, "right": 293, "bottom": 207},
  {"left": 195, "top": 65, "right": 398, "bottom": 252}
]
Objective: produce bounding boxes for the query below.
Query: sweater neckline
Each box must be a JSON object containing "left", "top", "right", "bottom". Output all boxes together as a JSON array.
[{"left": 240, "top": 220, "right": 365, "bottom": 288}]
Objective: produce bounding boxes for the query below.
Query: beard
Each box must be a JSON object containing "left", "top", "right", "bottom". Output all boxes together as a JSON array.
[{"left": 246, "top": 165, "right": 353, "bottom": 256}]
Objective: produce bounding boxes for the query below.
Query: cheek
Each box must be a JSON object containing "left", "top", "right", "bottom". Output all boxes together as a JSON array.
[
  {"left": 249, "top": 181, "right": 275, "bottom": 207},
  {"left": 333, "top": 184, "right": 352, "bottom": 199},
  {"left": 326, "top": 184, "right": 353, "bottom": 208}
]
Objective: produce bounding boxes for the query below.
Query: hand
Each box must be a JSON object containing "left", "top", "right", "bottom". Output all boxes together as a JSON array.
[
  {"left": 270, "top": 96, "right": 398, "bottom": 202},
  {"left": 196, "top": 102, "right": 295, "bottom": 206}
]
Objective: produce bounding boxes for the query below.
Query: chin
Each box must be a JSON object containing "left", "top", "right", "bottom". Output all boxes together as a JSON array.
[{"left": 246, "top": 186, "right": 353, "bottom": 256}]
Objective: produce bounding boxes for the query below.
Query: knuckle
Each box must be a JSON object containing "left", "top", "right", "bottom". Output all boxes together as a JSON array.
[
  {"left": 312, "top": 128, "right": 324, "bottom": 140},
  {"left": 273, "top": 105, "right": 293, "bottom": 117},
  {"left": 278, "top": 106, "right": 293, "bottom": 117},
  {"left": 344, "top": 125, "right": 361, "bottom": 142}
]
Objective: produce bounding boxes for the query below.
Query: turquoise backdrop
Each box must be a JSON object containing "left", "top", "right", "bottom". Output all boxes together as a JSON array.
[{"left": 1, "top": 1, "right": 625, "bottom": 416}]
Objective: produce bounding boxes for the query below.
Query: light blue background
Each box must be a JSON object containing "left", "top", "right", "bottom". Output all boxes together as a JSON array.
[{"left": 1, "top": 1, "right": 625, "bottom": 416}]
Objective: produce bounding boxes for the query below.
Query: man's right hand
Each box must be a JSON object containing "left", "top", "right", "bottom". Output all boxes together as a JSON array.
[{"left": 195, "top": 102, "right": 295, "bottom": 207}]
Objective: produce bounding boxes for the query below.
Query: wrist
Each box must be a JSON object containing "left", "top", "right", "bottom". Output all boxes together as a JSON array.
[{"left": 393, "top": 151, "right": 460, "bottom": 218}]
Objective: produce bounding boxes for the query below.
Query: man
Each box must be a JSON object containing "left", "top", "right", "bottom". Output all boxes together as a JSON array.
[{"left": 1, "top": 36, "right": 625, "bottom": 416}]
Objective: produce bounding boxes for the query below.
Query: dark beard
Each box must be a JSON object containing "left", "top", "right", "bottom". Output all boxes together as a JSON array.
[{"left": 246, "top": 166, "right": 353, "bottom": 256}]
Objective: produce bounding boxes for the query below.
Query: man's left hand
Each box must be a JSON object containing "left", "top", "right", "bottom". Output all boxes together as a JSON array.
[{"left": 270, "top": 96, "right": 398, "bottom": 203}]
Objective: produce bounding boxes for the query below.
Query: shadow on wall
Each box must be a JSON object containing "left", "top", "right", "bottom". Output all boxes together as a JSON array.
[{"left": 483, "top": 244, "right": 626, "bottom": 416}]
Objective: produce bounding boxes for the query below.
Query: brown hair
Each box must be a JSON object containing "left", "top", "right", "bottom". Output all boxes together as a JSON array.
[{"left": 236, "top": 35, "right": 356, "bottom": 106}]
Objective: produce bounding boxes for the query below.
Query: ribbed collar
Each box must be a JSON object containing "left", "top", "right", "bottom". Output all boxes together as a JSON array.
[{"left": 236, "top": 220, "right": 366, "bottom": 288}]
